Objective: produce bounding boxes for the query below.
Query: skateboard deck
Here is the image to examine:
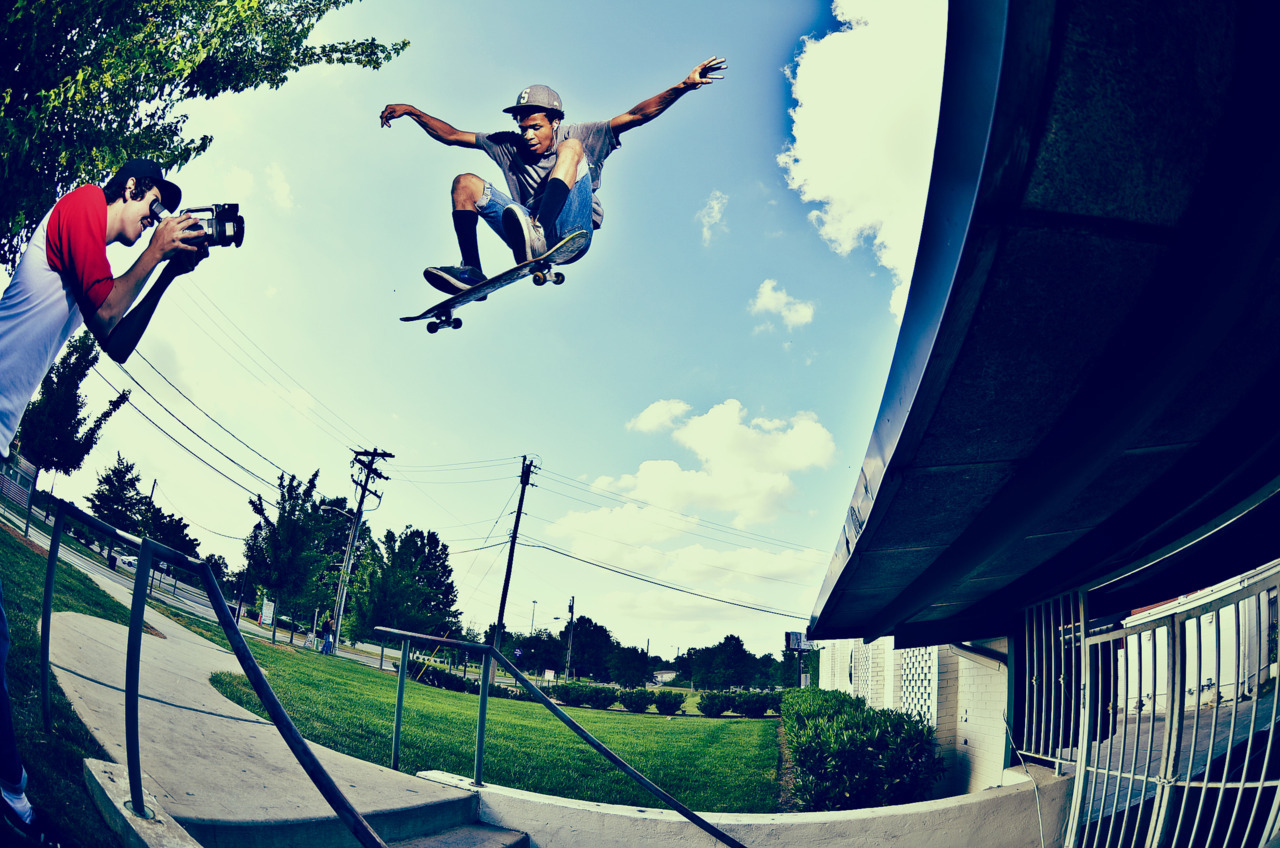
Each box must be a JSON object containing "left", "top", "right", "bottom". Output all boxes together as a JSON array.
[{"left": 403, "top": 230, "right": 588, "bottom": 333}]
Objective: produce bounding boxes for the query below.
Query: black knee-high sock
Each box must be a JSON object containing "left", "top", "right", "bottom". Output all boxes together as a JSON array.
[
  {"left": 453, "top": 210, "right": 482, "bottom": 272},
  {"left": 535, "top": 178, "right": 571, "bottom": 242}
]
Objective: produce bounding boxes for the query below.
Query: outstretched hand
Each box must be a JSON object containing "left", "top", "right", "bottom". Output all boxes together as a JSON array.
[
  {"left": 380, "top": 103, "right": 414, "bottom": 127},
  {"left": 683, "top": 56, "right": 728, "bottom": 90}
]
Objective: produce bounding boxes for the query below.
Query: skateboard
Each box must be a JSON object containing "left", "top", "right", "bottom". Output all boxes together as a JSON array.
[{"left": 403, "top": 230, "right": 588, "bottom": 334}]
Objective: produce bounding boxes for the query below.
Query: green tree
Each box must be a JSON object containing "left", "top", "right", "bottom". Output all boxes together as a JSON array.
[
  {"left": 244, "top": 471, "right": 323, "bottom": 644},
  {"left": 560, "top": 616, "right": 616, "bottom": 682},
  {"left": 13, "top": 332, "right": 128, "bottom": 536},
  {"left": 348, "top": 526, "right": 458, "bottom": 643},
  {"left": 693, "top": 635, "right": 758, "bottom": 690},
  {"left": 137, "top": 498, "right": 200, "bottom": 558},
  {"left": 85, "top": 453, "right": 145, "bottom": 557},
  {"left": 0, "top": 1, "right": 408, "bottom": 267},
  {"left": 402, "top": 527, "right": 459, "bottom": 633},
  {"left": 607, "top": 645, "right": 654, "bottom": 689}
]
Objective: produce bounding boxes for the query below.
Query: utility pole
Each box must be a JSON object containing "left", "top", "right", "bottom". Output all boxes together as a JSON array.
[
  {"left": 563, "top": 595, "right": 575, "bottom": 680},
  {"left": 332, "top": 447, "right": 393, "bottom": 652},
  {"left": 492, "top": 456, "right": 535, "bottom": 661}
]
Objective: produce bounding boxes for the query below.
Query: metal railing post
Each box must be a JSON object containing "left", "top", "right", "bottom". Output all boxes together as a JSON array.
[
  {"left": 376, "top": 627, "right": 749, "bottom": 848},
  {"left": 393, "top": 639, "right": 408, "bottom": 771},
  {"left": 474, "top": 651, "right": 492, "bottom": 786},
  {"left": 124, "top": 540, "right": 155, "bottom": 819},
  {"left": 39, "top": 501, "right": 66, "bottom": 733}
]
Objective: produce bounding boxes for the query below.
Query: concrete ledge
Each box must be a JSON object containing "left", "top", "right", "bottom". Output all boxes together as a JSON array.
[
  {"left": 84, "top": 759, "right": 202, "bottom": 848},
  {"left": 417, "top": 765, "right": 1072, "bottom": 848}
]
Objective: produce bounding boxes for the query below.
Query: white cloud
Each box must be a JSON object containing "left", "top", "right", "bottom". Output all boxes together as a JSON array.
[
  {"left": 588, "top": 399, "right": 834, "bottom": 529},
  {"left": 777, "top": 0, "right": 946, "bottom": 324},
  {"left": 695, "top": 189, "right": 729, "bottom": 246},
  {"left": 265, "top": 162, "right": 295, "bottom": 210},
  {"left": 542, "top": 400, "right": 836, "bottom": 634},
  {"left": 750, "top": 279, "right": 814, "bottom": 331},
  {"left": 626, "top": 399, "right": 692, "bottom": 433}
]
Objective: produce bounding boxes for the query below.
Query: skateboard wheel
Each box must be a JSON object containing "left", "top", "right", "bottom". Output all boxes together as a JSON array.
[
  {"left": 532, "top": 271, "right": 547, "bottom": 286},
  {"left": 451, "top": 317, "right": 462, "bottom": 330},
  {"left": 427, "top": 321, "right": 440, "bottom": 334},
  {"left": 552, "top": 272, "right": 565, "bottom": 285}
]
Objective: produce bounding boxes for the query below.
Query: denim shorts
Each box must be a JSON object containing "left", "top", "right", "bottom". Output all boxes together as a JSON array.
[{"left": 476, "top": 177, "right": 594, "bottom": 264}]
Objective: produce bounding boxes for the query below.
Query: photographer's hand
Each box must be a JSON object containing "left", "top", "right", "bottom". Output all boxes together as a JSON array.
[{"left": 146, "top": 213, "right": 202, "bottom": 262}]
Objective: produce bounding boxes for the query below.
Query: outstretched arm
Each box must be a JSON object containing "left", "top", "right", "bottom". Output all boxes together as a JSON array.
[
  {"left": 610, "top": 56, "right": 727, "bottom": 135},
  {"left": 379, "top": 104, "right": 479, "bottom": 148}
]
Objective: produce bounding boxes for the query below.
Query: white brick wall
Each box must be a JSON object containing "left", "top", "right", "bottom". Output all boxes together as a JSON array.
[{"left": 817, "top": 636, "right": 1012, "bottom": 798}]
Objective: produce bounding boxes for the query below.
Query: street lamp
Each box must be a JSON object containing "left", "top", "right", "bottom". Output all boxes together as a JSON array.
[{"left": 530, "top": 600, "right": 537, "bottom": 635}]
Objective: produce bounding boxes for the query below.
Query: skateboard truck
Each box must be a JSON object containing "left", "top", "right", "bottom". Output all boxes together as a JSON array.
[{"left": 426, "top": 312, "right": 462, "bottom": 334}]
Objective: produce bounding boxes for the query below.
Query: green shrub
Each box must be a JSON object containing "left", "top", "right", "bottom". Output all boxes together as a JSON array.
[
  {"left": 654, "top": 690, "right": 686, "bottom": 716},
  {"left": 617, "top": 689, "right": 656, "bottom": 713},
  {"left": 550, "top": 682, "right": 590, "bottom": 707},
  {"left": 762, "top": 690, "right": 783, "bottom": 714},
  {"left": 781, "top": 689, "right": 945, "bottom": 811},
  {"left": 697, "top": 690, "right": 735, "bottom": 718},
  {"left": 735, "top": 691, "right": 770, "bottom": 718},
  {"left": 582, "top": 685, "right": 620, "bottom": 710}
]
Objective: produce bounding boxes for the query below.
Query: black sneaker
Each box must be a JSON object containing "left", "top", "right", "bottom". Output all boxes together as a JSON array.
[
  {"left": 423, "top": 265, "right": 486, "bottom": 295},
  {"left": 1, "top": 802, "right": 80, "bottom": 847}
]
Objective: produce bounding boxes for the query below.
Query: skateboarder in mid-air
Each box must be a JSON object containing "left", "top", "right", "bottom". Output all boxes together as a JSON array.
[{"left": 379, "top": 56, "right": 727, "bottom": 294}]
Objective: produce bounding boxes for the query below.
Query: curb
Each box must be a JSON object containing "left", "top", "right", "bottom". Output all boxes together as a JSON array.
[{"left": 83, "top": 759, "right": 201, "bottom": 848}]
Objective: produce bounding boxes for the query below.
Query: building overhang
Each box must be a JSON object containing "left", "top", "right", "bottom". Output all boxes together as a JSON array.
[{"left": 810, "top": 0, "right": 1280, "bottom": 648}]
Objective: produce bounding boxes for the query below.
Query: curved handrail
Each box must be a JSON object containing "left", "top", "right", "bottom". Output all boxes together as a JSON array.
[
  {"left": 376, "top": 626, "right": 750, "bottom": 848},
  {"left": 39, "top": 497, "right": 390, "bottom": 848}
]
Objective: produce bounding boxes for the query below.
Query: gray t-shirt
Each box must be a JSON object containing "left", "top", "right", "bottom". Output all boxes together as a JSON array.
[{"left": 476, "top": 120, "right": 620, "bottom": 228}]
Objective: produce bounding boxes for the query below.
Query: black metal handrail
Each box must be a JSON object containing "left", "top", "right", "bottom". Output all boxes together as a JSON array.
[
  {"left": 375, "top": 626, "right": 749, "bottom": 848},
  {"left": 38, "top": 497, "right": 390, "bottom": 848}
]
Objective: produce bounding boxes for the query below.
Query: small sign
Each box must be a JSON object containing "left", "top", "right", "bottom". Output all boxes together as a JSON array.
[
  {"left": 543, "top": 669, "right": 556, "bottom": 682},
  {"left": 260, "top": 599, "right": 275, "bottom": 628},
  {"left": 785, "top": 631, "right": 815, "bottom": 651}
]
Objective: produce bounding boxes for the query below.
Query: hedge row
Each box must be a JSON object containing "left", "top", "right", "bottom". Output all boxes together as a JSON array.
[
  {"left": 696, "top": 690, "right": 782, "bottom": 718},
  {"left": 780, "top": 689, "right": 945, "bottom": 812},
  {"left": 402, "top": 659, "right": 535, "bottom": 702}
]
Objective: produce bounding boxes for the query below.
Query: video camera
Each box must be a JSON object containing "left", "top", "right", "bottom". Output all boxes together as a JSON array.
[{"left": 149, "top": 199, "right": 245, "bottom": 248}]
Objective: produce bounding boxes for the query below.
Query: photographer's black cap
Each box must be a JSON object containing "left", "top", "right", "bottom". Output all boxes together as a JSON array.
[{"left": 112, "top": 158, "right": 182, "bottom": 213}]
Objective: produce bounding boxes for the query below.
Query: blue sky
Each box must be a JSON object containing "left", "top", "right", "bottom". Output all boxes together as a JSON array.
[{"left": 11, "top": 0, "right": 945, "bottom": 660}]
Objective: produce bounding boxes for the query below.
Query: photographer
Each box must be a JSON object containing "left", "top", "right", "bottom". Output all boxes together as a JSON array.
[
  {"left": 0, "top": 158, "right": 204, "bottom": 846},
  {"left": 0, "top": 158, "right": 206, "bottom": 461}
]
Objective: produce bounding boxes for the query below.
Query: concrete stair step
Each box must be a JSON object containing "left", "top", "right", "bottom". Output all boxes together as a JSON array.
[{"left": 389, "top": 823, "right": 529, "bottom": 848}]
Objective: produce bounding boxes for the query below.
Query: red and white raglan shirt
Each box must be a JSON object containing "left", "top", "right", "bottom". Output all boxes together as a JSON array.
[{"left": 0, "top": 186, "right": 114, "bottom": 457}]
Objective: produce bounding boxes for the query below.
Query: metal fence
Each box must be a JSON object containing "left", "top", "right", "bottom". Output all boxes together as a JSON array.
[
  {"left": 374, "top": 626, "right": 750, "bottom": 848},
  {"left": 1019, "top": 570, "right": 1280, "bottom": 847},
  {"left": 38, "top": 498, "right": 392, "bottom": 848}
]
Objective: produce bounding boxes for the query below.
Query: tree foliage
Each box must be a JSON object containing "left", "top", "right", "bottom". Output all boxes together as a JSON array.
[
  {"left": 244, "top": 471, "right": 323, "bottom": 641},
  {"left": 85, "top": 452, "right": 145, "bottom": 538},
  {"left": 12, "top": 332, "right": 128, "bottom": 533},
  {"left": 350, "top": 526, "right": 459, "bottom": 643},
  {"left": 0, "top": 0, "right": 408, "bottom": 267}
]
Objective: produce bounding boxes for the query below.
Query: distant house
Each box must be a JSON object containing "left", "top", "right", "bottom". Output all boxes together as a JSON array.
[{"left": 1, "top": 453, "right": 35, "bottom": 509}]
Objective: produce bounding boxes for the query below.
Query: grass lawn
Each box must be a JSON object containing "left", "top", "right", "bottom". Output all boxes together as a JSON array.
[
  {"left": 1, "top": 525, "right": 130, "bottom": 848},
  {"left": 172, "top": 612, "right": 781, "bottom": 813}
]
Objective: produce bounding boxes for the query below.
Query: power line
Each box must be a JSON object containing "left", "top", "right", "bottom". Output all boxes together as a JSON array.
[
  {"left": 187, "top": 281, "right": 372, "bottom": 447},
  {"left": 135, "top": 351, "right": 291, "bottom": 478},
  {"left": 522, "top": 511, "right": 816, "bottom": 588},
  {"left": 92, "top": 369, "right": 275, "bottom": 503},
  {"left": 110, "top": 362, "right": 279, "bottom": 491},
  {"left": 518, "top": 540, "right": 807, "bottom": 620}
]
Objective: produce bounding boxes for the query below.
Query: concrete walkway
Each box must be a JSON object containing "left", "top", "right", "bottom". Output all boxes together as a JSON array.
[{"left": 46, "top": 572, "right": 498, "bottom": 847}]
